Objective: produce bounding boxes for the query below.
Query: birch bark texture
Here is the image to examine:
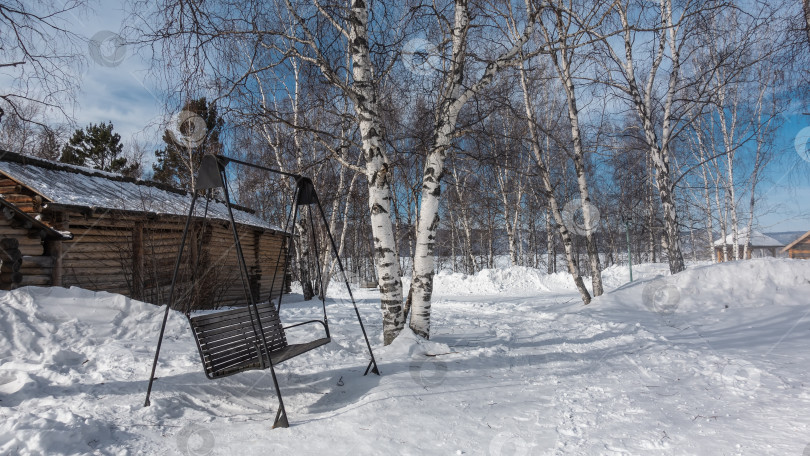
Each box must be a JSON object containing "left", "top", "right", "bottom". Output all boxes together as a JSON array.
[
  {"left": 408, "top": 0, "right": 542, "bottom": 339},
  {"left": 346, "top": 0, "right": 406, "bottom": 344},
  {"left": 541, "top": 8, "right": 604, "bottom": 296},
  {"left": 595, "top": 0, "right": 688, "bottom": 274},
  {"left": 518, "top": 60, "right": 592, "bottom": 305}
]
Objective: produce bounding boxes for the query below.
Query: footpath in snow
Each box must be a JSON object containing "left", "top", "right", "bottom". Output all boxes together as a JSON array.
[{"left": 1, "top": 258, "right": 809, "bottom": 455}]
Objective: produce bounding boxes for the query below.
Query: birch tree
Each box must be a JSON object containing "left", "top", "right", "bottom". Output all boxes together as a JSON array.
[
  {"left": 590, "top": 0, "right": 710, "bottom": 274},
  {"left": 743, "top": 77, "right": 778, "bottom": 258},
  {"left": 448, "top": 159, "right": 478, "bottom": 273},
  {"left": 538, "top": 2, "right": 606, "bottom": 296},
  {"left": 488, "top": 111, "right": 528, "bottom": 267},
  {"left": 137, "top": 0, "right": 407, "bottom": 344},
  {"left": 518, "top": 58, "right": 592, "bottom": 303},
  {"left": 710, "top": 6, "right": 785, "bottom": 260},
  {"left": 408, "top": 0, "right": 544, "bottom": 338}
]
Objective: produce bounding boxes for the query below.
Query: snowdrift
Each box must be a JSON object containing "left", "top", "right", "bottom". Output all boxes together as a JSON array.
[
  {"left": 596, "top": 257, "right": 810, "bottom": 312},
  {"left": 0, "top": 287, "right": 172, "bottom": 386},
  {"left": 430, "top": 262, "right": 673, "bottom": 296},
  {"left": 0, "top": 287, "right": 190, "bottom": 455},
  {"left": 431, "top": 266, "right": 558, "bottom": 295}
]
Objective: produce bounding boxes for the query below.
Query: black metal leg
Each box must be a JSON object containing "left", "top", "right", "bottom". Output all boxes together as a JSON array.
[
  {"left": 144, "top": 193, "right": 198, "bottom": 407},
  {"left": 220, "top": 167, "right": 292, "bottom": 428},
  {"left": 220, "top": 170, "right": 298, "bottom": 429},
  {"left": 269, "top": 362, "right": 289, "bottom": 429},
  {"left": 273, "top": 407, "right": 289, "bottom": 429},
  {"left": 364, "top": 359, "right": 379, "bottom": 376},
  {"left": 313, "top": 192, "right": 380, "bottom": 376}
]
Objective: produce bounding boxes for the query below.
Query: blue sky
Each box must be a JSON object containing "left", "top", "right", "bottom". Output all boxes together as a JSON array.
[
  {"left": 66, "top": 4, "right": 165, "bottom": 154},
  {"left": 64, "top": 4, "right": 810, "bottom": 233},
  {"left": 757, "top": 115, "right": 810, "bottom": 232}
]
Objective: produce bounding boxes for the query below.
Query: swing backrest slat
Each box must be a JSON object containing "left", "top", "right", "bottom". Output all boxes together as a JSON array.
[{"left": 190, "top": 302, "right": 288, "bottom": 378}]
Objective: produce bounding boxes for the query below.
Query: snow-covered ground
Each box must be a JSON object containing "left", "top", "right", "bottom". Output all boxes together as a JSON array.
[{"left": 1, "top": 258, "right": 809, "bottom": 455}]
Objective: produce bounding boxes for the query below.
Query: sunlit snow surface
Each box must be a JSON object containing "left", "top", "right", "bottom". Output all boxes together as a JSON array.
[{"left": 1, "top": 258, "right": 809, "bottom": 455}]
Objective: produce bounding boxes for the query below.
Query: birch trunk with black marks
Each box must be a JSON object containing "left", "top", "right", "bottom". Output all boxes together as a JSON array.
[
  {"left": 274, "top": 0, "right": 405, "bottom": 343},
  {"left": 409, "top": 112, "right": 453, "bottom": 338},
  {"left": 702, "top": 162, "right": 715, "bottom": 262},
  {"left": 450, "top": 164, "right": 477, "bottom": 273},
  {"left": 693, "top": 123, "right": 717, "bottom": 262},
  {"left": 651, "top": 142, "right": 685, "bottom": 272},
  {"left": 496, "top": 158, "right": 524, "bottom": 267},
  {"left": 505, "top": 205, "right": 519, "bottom": 266},
  {"left": 646, "top": 153, "right": 656, "bottom": 262},
  {"left": 295, "top": 217, "right": 315, "bottom": 300},
  {"left": 518, "top": 62, "right": 592, "bottom": 304},
  {"left": 544, "top": 13, "right": 603, "bottom": 295},
  {"left": 714, "top": 154, "right": 728, "bottom": 261},
  {"left": 460, "top": 203, "right": 475, "bottom": 273},
  {"left": 546, "top": 207, "right": 556, "bottom": 274},
  {"left": 604, "top": 1, "right": 686, "bottom": 274},
  {"left": 409, "top": 0, "right": 542, "bottom": 338},
  {"left": 744, "top": 85, "right": 770, "bottom": 259},
  {"left": 744, "top": 140, "right": 763, "bottom": 260},
  {"left": 724, "top": 138, "right": 739, "bottom": 260},
  {"left": 347, "top": 0, "right": 404, "bottom": 344},
  {"left": 714, "top": 83, "right": 741, "bottom": 260},
  {"left": 320, "top": 153, "right": 361, "bottom": 298},
  {"left": 290, "top": 65, "right": 315, "bottom": 299}
]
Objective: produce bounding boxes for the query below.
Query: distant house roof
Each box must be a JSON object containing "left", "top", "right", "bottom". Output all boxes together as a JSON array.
[
  {"left": 712, "top": 227, "right": 783, "bottom": 248},
  {"left": 764, "top": 231, "right": 808, "bottom": 245},
  {"left": 0, "top": 150, "right": 280, "bottom": 232},
  {"left": 781, "top": 229, "right": 810, "bottom": 253}
]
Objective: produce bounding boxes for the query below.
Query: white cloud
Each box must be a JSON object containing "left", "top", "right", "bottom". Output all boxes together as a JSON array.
[{"left": 64, "top": 2, "right": 164, "bottom": 148}]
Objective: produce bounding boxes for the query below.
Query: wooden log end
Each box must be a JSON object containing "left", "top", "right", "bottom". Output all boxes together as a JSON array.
[
  {"left": 0, "top": 271, "right": 23, "bottom": 284},
  {"left": 0, "top": 238, "right": 20, "bottom": 250}
]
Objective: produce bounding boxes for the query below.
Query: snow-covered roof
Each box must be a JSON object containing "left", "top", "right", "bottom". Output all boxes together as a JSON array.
[
  {"left": 0, "top": 151, "right": 280, "bottom": 232},
  {"left": 713, "top": 227, "right": 783, "bottom": 247}
]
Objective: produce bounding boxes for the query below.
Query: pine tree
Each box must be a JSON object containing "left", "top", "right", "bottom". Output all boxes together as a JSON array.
[
  {"left": 152, "top": 98, "right": 224, "bottom": 190},
  {"left": 60, "top": 122, "right": 140, "bottom": 177}
]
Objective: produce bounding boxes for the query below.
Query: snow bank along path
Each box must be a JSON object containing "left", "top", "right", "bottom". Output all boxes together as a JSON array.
[{"left": 1, "top": 258, "right": 809, "bottom": 455}]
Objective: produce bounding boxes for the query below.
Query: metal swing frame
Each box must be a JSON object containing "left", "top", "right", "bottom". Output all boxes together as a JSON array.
[{"left": 143, "top": 154, "right": 380, "bottom": 429}]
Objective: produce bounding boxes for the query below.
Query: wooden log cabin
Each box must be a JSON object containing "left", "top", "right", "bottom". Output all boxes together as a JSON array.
[
  {"left": 781, "top": 230, "right": 810, "bottom": 259},
  {"left": 0, "top": 150, "right": 290, "bottom": 310}
]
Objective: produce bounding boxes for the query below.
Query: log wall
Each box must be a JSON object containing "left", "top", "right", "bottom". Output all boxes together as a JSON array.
[
  {"left": 0, "top": 176, "right": 52, "bottom": 289},
  {"left": 59, "top": 210, "right": 289, "bottom": 310},
  {"left": 0, "top": 178, "right": 43, "bottom": 218},
  {"left": 0, "top": 206, "right": 289, "bottom": 309}
]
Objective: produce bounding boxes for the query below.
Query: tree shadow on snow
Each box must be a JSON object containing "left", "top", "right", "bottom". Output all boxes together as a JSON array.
[
  {"left": 0, "top": 361, "right": 380, "bottom": 421},
  {"left": 663, "top": 305, "right": 810, "bottom": 355}
]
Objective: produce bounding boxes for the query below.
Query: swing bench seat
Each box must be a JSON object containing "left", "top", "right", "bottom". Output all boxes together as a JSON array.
[{"left": 189, "top": 302, "right": 330, "bottom": 379}]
